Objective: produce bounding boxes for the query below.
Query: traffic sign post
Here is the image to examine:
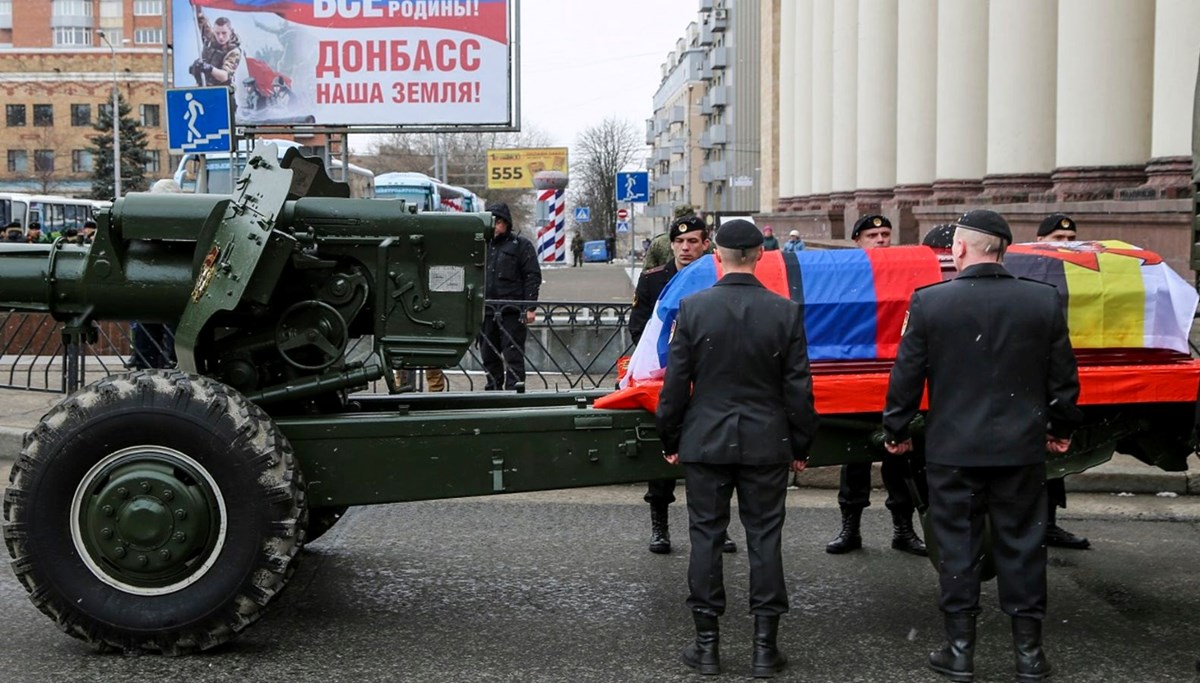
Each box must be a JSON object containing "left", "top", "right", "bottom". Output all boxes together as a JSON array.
[
  {"left": 616, "top": 208, "right": 629, "bottom": 221},
  {"left": 166, "top": 86, "right": 234, "bottom": 154},
  {"left": 615, "top": 221, "right": 629, "bottom": 233},
  {"left": 615, "top": 172, "right": 649, "bottom": 203},
  {"left": 574, "top": 207, "right": 591, "bottom": 223}
]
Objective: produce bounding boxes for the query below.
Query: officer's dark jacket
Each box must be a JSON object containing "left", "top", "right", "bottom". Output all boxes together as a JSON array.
[
  {"left": 628, "top": 259, "right": 678, "bottom": 344},
  {"left": 485, "top": 230, "right": 541, "bottom": 310},
  {"left": 883, "top": 262, "right": 1082, "bottom": 467},
  {"left": 657, "top": 273, "right": 818, "bottom": 464}
]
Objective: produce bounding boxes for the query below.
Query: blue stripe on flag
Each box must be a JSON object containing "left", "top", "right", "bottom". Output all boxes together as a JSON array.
[
  {"left": 796, "top": 249, "right": 878, "bottom": 360},
  {"left": 653, "top": 256, "right": 719, "bottom": 367}
]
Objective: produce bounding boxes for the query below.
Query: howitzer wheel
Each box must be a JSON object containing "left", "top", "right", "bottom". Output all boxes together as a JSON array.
[{"left": 2, "top": 370, "right": 307, "bottom": 654}]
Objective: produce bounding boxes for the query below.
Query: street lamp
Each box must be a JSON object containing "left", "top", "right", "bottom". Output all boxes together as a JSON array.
[{"left": 97, "top": 30, "right": 120, "bottom": 200}]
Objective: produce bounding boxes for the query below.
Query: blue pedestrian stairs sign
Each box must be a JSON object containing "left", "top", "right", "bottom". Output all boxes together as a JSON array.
[
  {"left": 574, "top": 207, "right": 591, "bottom": 222},
  {"left": 615, "top": 171, "right": 649, "bottom": 203},
  {"left": 166, "top": 86, "right": 233, "bottom": 154}
]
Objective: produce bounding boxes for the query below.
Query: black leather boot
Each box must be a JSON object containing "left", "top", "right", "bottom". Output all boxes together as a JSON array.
[
  {"left": 928, "top": 612, "right": 976, "bottom": 682},
  {"left": 891, "top": 509, "right": 929, "bottom": 556},
  {"left": 1013, "top": 617, "right": 1052, "bottom": 681},
  {"left": 682, "top": 612, "right": 720, "bottom": 675},
  {"left": 750, "top": 615, "right": 788, "bottom": 678},
  {"left": 1046, "top": 506, "right": 1090, "bottom": 549},
  {"left": 649, "top": 504, "right": 671, "bottom": 554},
  {"left": 825, "top": 508, "right": 862, "bottom": 554},
  {"left": 721, "top": 531, "right": 738, "bottom": 554}
]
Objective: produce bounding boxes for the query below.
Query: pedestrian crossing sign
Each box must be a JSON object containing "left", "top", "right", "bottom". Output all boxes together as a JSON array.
[{"left": 166, "top": 86, "right": 233, "bottom": 154}]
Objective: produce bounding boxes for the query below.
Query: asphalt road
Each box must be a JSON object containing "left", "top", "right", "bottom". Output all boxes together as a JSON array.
[{"left": 2, "top": 482, "right": 1199, "bottom": 683}]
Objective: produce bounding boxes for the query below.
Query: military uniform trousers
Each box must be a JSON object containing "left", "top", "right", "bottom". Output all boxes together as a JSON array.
[
  {"left": 926, "top": 462, "right": 1048, "bottom": 619},
  {"left": 838, "top": 453, "right": 926, "bottom": 513},
  {"left": 479, "top": 309, "right": 528, "bottom": 390},
  {"left": 644, "top": 478, "right": 677, "bottom": 505},
  {"left": 684, "top": 463, "right": 790, "bottom": 617}
]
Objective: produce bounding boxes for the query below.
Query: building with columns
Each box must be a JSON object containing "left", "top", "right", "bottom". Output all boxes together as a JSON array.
[
  {"left": 758, "top": 0, "right": 1200, "bottom": 277},
  {"left": 644, "top": 0, "right": 761, "bottom": 229}
]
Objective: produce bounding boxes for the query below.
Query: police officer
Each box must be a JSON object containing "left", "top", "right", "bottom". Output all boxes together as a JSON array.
[
  {"left": 883, "top": 209, "right": 1082, "bottom": 682},
  {"left": 480, "top": 202, "right": 541, "bottom": 390},
  {"left": 1036, "top": 213, "right": 1090, "bottom": 550},
  {"left": 629, "top": 215, "right": 735, "bottom": 556},
  {"left": 657, "top": 219, "right": 818, "bottom": 677},
  {"left": 827, "top": 214, "right": 928, "bottom": 557}
]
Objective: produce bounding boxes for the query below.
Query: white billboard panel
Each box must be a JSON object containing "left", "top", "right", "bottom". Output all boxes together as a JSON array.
[{"left": 172, "top": 0, "right": 515, "bottom": 129}]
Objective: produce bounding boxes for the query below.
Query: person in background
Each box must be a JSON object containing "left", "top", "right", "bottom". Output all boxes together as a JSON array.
[
  {"left": 4, "top": 225, "right": 24, "bottom": 242},
  {"left": 480, "top": 201, "right": 541, "bottom": 390},
  {"left": 922, "top": 224, "right": 957, "bottom": 250},
  {"left": 884, "top": 209, "right": 1081, "bottom": 683},
  {"left": 629, "top": 216, "right": 735, "bottom": 556},
  {"left": 82, "top": 220, "right": 97, "bottom": 244},
  {"left": 852, "top": 214, "right": 893, "bottom": 248},
  {"left": 762, "top": 225, "right": 780, "bottom": 251},
  {"left": 782, "top": 230, "right": 805, "bottom": 253},
  {"left": 1035, "top": 213, "right": 1089, "bottom": 550},
  {"left": 25, "top": 223, "right": 44, "bottom": 244},
  {"left": 571, "top": 231, "right": 584, "bottom": 267},
  {"left": 657, "top": 219, "right": 818, "bottom": 678},
  {"left": 826, "top": 213, "right": 927, "bottom": 557}
]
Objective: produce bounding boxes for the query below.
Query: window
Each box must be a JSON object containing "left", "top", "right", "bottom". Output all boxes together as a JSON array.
[
  {"left": 134, "top": 28, "right": 162, "bottom": 45},
  {"left": 140, "top": 103, "right": 160, "bottom": 127},
  {"left": 71, "top": 149, "right": 92, "bottom": 173},
  {"left": 70, "top": 103, "right": 90, "bottom": 127},
  {"left": 51, "top": 0, "right": 92, "bottom": 18},
  {"left": 7, "top": 150, "right": 26, "bottom": 173},
  {"left": 6, "top": 104, "right": 24, "bottom": 127},
  {"left": 133, "top": 0, "right": 163, "bottom": 15},
  {"left": 53, "top": 27, "right": 93, "bottom": 47},
  {"left": 143, "top": 150, "right": 161, "bottom": 174},
  {"left": 0, "top": 1, "right": 12, "bottom": 15},
  {"left": 34, "top": 150, "right": 55, "bottom": 174},
  {"left": 98, "top": 103, "right": 113, "bottom": 121},
  {"left": 33, "top": 105, "right": 53, "bottom": 127},
  {"left": 99, "top": 0, "right": 122, "bottom": 19}
]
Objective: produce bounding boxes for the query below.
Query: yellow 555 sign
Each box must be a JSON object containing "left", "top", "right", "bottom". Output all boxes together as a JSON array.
[{"left": 486, "top": 147, "right": 569, "bottom": 189}]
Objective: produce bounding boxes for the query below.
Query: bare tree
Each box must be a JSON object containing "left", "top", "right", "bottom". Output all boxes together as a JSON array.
[
  {"left": 28, "top": 127, "right": 70, "bottom": 194},
  {"left": 568, "top": 117, "right": 641, "bottom": 243}
]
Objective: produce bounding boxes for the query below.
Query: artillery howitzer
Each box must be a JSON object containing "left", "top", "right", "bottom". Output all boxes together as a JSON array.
[{"left": 1, "top": 144, "right": 1197, "bottom": 655}]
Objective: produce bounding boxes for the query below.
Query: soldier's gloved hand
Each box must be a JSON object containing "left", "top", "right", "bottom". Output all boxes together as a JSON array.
[
  {"left": 201, "top": 62, "right": 215, "bottom": 75},
  {"left": 188, "top": 59, "right": 203, "bottom": 76}
]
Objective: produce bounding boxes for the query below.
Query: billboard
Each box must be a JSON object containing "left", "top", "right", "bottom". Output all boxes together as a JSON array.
[
  {"left": 486, "top": 147, "right": 568, "bottom": 189},
  {"left": 171, "top": 0, "right": 516, "bottom": 129}
]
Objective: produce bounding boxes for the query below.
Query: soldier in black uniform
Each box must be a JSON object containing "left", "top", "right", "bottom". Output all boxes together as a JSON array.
[
  {"left": 629, "top": 216, "right": 736, "bottom": 556},
  {"left": 657, "top": 220, "right": 818, "bottom": 678},
  {"left": 1036, "top": 213, "right": 1089, "bottom": 550},
  {"left": 883, "top": 209, "right": 1082, "bottom": 682},
  {"left": 480, "top": 202, "right": 541, "bottom": 390},
  {"left": 826, "top": 214, "right": 928, "bottom": 557}
]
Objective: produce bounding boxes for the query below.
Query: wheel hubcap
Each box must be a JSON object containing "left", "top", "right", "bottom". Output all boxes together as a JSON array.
[{"left": 72, "top": 446, "right": 227, "bottom": 595}]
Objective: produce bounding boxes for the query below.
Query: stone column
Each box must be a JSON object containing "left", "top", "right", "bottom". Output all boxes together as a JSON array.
[
  {"left": 854, "top": 0, "right": 897, "bottom": 213},
  {"left": 983, "top": 0, "right": 1056, "bottom": 202},
  {"left": 791, "top": 0, "right": 813, "bottom": 203},
  {"left": 1053, "top": 0, "right": 1154, "bottom": 201},
  {"left": 809, "top": 0, "right": 834, "bottom": 206},
  {"left": 829, "top": 0, "right": 858, "bottom": 226},
  {"left": 1143, "top": 0, "right": 1200, "bottom": 198},
  {"left": 777, "top": 0, "right": 795, "bottom": 207},
  {"left": 889, "top": 0, "right": 936, "bottom": 243},
  {"left": 933, "top": 0, "right": 987, "bottom": 203}
]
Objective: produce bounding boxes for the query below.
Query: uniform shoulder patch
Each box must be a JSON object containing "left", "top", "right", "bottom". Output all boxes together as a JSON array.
[{"left": 643, "top": 265, "right": 667, "bottom": 275}]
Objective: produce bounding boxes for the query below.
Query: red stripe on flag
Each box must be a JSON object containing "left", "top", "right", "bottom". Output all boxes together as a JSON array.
[
  {"left": 753, "top": 250, "right": 791, "bottom": 297},
  {"left": 864, "top": 247, "right": 943, "bottom": 358}
]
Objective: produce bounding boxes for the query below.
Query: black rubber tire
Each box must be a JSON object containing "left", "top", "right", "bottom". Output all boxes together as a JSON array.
[{"left": 2, "top": 370, "right": 307, "bottom": 654}]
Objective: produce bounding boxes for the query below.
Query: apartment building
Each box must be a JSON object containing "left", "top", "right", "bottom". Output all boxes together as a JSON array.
[
  {"left": 645, "top": 0, "right": 760, "bottom": 225},
  {"left": 0, "top": 0, "right": 170, "bottom": 196}
]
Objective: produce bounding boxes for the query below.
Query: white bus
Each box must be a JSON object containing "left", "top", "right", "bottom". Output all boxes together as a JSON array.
[
  {"left": 173, "top": 140, "right": 376, "bottom": 199},
  {"left": 375, "top": 172, "right": 483, "bottom": 213},
  {"left": 0, "top": 192, "right": 106, "bottom": 235}
]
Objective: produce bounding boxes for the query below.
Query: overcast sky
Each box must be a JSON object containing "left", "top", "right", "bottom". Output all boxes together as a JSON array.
[{"left": 519, "top": 0, "right": 701, "bottom": 150}]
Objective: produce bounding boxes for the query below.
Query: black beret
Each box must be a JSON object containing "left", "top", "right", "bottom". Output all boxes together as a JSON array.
[
  {"left": 955, "top": 209, "right": 1012, "bottom": 243},
  {"left": 715, "top": 219, "right": 763, "bottom": 249},
  {"left": 851, "top": 214, "right": 891, "bottom": 240},
  {"left": 922, "top": 223, "right": 957, "bottom": 249},
  {"left": 670, "top": 215, "right": 707, "bottom": 242},
  {"left": 1037, "top": 213, "right": 1076, "bottom": 237},
  {"left": 486, "top": 201, "right": 512, "bottom": 226}
]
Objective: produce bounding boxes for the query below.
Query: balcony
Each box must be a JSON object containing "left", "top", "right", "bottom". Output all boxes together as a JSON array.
[
  {"left": 653, "top": 147, "right": 670, "bottom": 163},
  {"left": 645, "top": 119, "right": 655, "bottom": 145},
  {"left": 701, "top": 160, "right": 727, "bottom": 183},
  {"left": 669, "top": 105, "right": 685, "bottom": 125},
  {"left": 700, "top": 65, "right": 713, "bottom": 82},
  {"left": 700, "top": 95, "right": 713, "bottom": 116},
  {"left": 698, "top": 133, "right": 712, "bottom": 150},
  {"left": 711, "top": 8, "right": 728, "bottom": 32},
  {"left": 707, "top": 46, "right": 727, "bottom": 70},
  {"left": 653, "top": 175, "right": 671, "bottom": 191},
  {"left": 700, "top": 0, "right": 714, "bottom": 11},
  {"left": 670, "top": 170, "right": 686, "bottom": 187},
  {"left": 708, "top": 123, "right": 728, "bottom": 145},
  {"left": 699, "top": 24, "right": 713, "bottom": 46},
  {"left": 709, "top": 85, "right": 727, "bottom": 108},
  {"left": 670, "top": 138, "right": 686, "bottom": 155},
  {"left": 644, "top": 155, "right": 654, "bottom": 169}
]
